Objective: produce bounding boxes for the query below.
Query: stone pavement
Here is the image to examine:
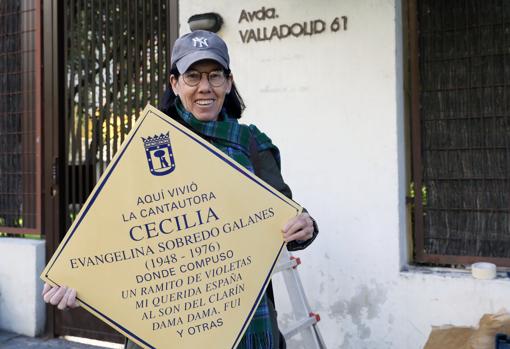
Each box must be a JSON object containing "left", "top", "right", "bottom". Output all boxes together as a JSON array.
[{"left": 0, "top": 330, "right": 121, "bottom": 349}]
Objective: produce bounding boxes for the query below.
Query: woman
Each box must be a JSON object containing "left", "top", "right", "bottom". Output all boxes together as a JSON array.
[{"left": 43, "top": 30, "right": 318, "bottom": 349}]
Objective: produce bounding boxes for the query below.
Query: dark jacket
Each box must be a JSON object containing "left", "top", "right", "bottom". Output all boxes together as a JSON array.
[{"left": 251, "top": 149, "right": 318, "bottom": 251}]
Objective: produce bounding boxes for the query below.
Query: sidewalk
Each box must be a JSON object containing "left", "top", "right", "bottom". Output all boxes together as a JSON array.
[{"left": 0, "top": 330, "right": 121, "bottom": 349}]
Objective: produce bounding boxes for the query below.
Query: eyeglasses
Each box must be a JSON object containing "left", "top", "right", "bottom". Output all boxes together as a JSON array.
[{"left": 181, "top": 69, "right": 228, "bottom": 87}]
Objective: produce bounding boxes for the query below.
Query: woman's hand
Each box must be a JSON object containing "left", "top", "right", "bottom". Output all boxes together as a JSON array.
[
  {"left": 42, "top": 283, "right": 80, "bottom": 310},
  {"left": 282, "top": 212, "right": 314, "bottom": 243}
]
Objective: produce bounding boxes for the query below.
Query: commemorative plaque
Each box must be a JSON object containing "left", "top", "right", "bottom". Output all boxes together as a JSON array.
[{"left": 41, "top": 105, "right": 301, "bottom": 349}]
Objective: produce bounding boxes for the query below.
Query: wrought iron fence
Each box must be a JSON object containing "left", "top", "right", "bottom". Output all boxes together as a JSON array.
[
  {"left": 0, "top": 0, "right": 41, "bottom": 235},
  {"left": 63, "top": 0, "right": 171, "bottom": 230}
]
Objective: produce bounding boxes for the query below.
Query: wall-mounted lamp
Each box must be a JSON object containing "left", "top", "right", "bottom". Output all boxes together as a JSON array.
[{"left": 188, "top": 13, "right": 223, "bottom": 33}]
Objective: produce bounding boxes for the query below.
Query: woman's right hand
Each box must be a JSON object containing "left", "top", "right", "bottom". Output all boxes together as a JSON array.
[{"left": 42, "top": 283, "right": 80, "bottom": 310}]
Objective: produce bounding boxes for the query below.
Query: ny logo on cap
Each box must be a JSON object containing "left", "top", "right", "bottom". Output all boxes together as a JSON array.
[{"left": 192, "top": 37, "right": 208, "bottom": 48}]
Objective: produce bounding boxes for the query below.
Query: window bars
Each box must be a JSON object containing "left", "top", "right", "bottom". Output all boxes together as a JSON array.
[{"left": 410, "top": 0, "right": 510, "bottom": 265}]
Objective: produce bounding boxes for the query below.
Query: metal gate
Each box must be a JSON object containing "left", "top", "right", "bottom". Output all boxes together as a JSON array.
[{"left": 43, "top": 0, "right": 179, "bottom": 342}]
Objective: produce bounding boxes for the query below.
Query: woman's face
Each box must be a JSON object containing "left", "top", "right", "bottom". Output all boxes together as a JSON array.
[{"left": 170, "top": 60, "right": 232, "bottom": 122}]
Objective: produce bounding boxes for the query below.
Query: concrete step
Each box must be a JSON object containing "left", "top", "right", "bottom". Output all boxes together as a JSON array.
[{"left": 0, "top": 330, "right": 121, "bottom": 349}]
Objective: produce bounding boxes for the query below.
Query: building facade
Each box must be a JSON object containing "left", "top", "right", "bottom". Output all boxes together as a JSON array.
[{"left": 1, "top": 1, "right": 509, "bottom": 348}]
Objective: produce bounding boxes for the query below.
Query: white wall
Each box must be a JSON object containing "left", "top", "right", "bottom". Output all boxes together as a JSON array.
[
  {"left": 179, "top": 1, "right": 510, "bottom": 348},
  {"left": 0, "top": 238, "right": 45, "bottom": 336}
]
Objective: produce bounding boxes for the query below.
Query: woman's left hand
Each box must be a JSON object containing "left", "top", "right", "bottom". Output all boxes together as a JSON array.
[{"left": 282, "top": 212, "right": 314, "bottom": 243}]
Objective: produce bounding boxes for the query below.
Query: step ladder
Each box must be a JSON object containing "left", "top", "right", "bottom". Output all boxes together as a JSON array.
[{"left": 272, "top": 247, "right": 327, "bottom": 349}]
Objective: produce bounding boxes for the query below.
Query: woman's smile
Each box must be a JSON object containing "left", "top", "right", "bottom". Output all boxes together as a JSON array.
[{"left": 195, "top": 98, "right": 215, "bottom": 106}]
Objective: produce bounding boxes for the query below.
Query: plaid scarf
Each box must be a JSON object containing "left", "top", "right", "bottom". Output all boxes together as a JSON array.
[
  {"left": 175, "top": 99, "right": 280, "bottom": 173},
  {"left": 175, "top": 99, "right": 277, "bottom": 349}
]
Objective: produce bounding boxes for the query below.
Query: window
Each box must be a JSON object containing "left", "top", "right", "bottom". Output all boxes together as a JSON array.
[{"left": 409, "top": 0, "right": 510, "bottom": 265}]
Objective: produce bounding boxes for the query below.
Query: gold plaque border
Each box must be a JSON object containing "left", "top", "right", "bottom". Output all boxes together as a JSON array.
[{"left": 43, "top": 105, "right": 301, "bottom": 349}]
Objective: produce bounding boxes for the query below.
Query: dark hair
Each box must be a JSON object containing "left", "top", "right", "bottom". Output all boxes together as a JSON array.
[{"left": 159, "top": 66, "right": 246, "bottom": 119}]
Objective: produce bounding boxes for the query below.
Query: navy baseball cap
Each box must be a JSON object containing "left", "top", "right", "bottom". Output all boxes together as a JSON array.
[{"left": 171, "top": 30, "right": 230, "bottom": 73}]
